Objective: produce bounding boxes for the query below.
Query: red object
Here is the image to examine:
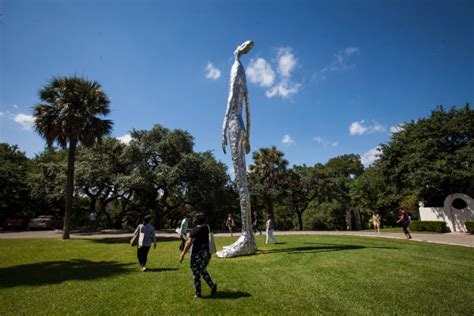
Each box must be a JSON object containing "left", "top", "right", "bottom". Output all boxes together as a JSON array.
[{"left": 4, "top": 217, "right": 29, "bottom": 230}]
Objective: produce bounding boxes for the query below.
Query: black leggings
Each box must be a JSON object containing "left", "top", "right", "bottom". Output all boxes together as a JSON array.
[
  {"left": 402, "top": 222, "right": 411, "bottom": 236},
  {"left": 137, "top": 246, "right": 150, "bottom": 267},
  {"left": 190, "top": 251, "right": 214, "bottom": 295}
]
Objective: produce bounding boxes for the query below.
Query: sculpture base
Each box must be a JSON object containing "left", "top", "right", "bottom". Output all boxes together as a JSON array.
[{"left": 216, "top": 232, "right": 257, "bottom": 258}]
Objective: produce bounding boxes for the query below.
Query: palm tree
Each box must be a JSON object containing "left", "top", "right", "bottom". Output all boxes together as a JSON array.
[
  {"left": 33, "top": 76, "right": 113, "bottom": 239},
  {"left": 248, "top": 146, "right": 288, "bottom": 218}
]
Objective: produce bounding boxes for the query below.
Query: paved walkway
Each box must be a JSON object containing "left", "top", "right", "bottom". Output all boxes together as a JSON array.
[{"left": 1, "top": 229, "right": 472, "bottom": 248}]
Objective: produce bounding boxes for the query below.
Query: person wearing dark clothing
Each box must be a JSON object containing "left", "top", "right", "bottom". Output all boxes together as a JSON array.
[
  {"left": 180, "top": 213, "right": 217, "bottom": 298},
  {"left": 225, "top": 213, "right": 235, "bottom": 237},
  {"left": 397, "top": 209, "right": 412, "bottom": 239},
  {"left": 252, "top": 211, "right": 262, "bottom": 235}
]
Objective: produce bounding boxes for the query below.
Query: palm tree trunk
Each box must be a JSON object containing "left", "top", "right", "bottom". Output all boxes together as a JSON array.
[
  {"left": 63, "top": 139, "right": 77, "bottom": 239},
  {"left": 265, "top": 198, "right": 274, "bottom": 219}
]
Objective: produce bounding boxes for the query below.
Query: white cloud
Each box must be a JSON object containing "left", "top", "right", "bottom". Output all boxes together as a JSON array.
[
  {"left": 312, "top": 136, "right": 324, "bottom": 143},
  {"left": 277, "top": 48, "right": 297, "bottom": 78},
  {"left": 265, "top": 47, "right": 300, "bottom": 98},
  {"left": 247, "top": 58, "right": 275, "bottom": 87},
  {"left": 349, "top": 120, "right": 386, "bottom": 136},
  {"left": 266, "top": 81, "right": 300, "bottom": 98},
  {"left": 205, "top": 62, "right": 221, "bottom": 80},
  {"left": 349, "top": 120, "right": 368, "bottom": 135},
  {"left": 247, "top": 46, "right": 301, "bottom": 99},
  {"left": 117, "top": 134, "right": 132, "bottom": 144},
  {"left": 312, "top": 136, "right": 339, "bottom": 147},
  {"left": 281, "top": 134, "right": 295, "bottom": 145},
  {"left": 314, "top": 46, "right": 360, "bottom": 81},
  {"left": 12, "top": 104, "right": 18, "bottom": 109},
  {"left": 361, "top": 147, "right": 381, "bottom": 166},
  {"left": 14, "top": 113, "right": 35, "bottom": 131},
  {"left": 371, "top": 122, "right": 386, "bottom": 133},
  {"left": 344, "top": 47, "right": 360, "bottom": 55},
  {"left": 0, "top": 112, "right": 4, "bottom": 117},
  {"left": 390, "top": 124, "right": 404, "bottom": 134}
]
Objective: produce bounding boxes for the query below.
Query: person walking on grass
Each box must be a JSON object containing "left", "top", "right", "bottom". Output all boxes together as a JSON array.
[
  {"left": 133, "top": 215, "right": 156, "bottom": 272},
  {"left": 252, "top": 211, "right": 262, "bottom": 235},
  {"left": 226, "top": 212, "right": 235, "bottom": 237},
  {"left": 180, "top": 213, "right": 217, "bottom": 298},
  {"left": 372, "top": 212, "right": 381, "bottom": 233},
  {"left": 265, "top": 214, "right": 277, "bottom": 245},
  {"left": 397, "top": 209, "right": 412, "bottom": 240},
  {"left": 176, "top": 213, "right": 188, "bottom": 251}
]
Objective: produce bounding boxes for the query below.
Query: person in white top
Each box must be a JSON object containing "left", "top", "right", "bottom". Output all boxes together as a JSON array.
[
  {"left": 265, "top": 215, "right": 277, "bottom": 245},
  {"left": 372, "top": 212, "right": 381, "bottom": 233},
  {"left": 176, "top": 214, "right": 188, "bottom": 251},
  {"left": 133, "top": 215, "right": 157, "bottom": 272}
]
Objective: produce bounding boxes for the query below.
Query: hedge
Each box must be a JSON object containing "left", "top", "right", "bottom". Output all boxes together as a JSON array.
[
  {"left": 410, "top": 220, "right": 448, "bottom": 233},
  {"left": 465, "top": 221, "right": 474, "bottom": 234}
]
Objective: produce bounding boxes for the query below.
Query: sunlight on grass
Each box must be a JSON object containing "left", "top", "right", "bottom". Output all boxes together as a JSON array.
[{"left": 0, "top": 235, "right": 473, "bottom": 315}]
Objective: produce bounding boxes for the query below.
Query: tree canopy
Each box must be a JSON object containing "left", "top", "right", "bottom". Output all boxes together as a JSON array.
[
  {"left": 377, "top": 104, "right": 473, "bottom": 209},
  {"left": 0, "top": 144, "right": 32, "bottom": 218},
  {"left": 4, "top": 100, "right": 471, "bottom": 233}
]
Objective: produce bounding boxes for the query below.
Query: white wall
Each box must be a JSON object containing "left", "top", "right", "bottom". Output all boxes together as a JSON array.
[
  {"left": 419, "top": 194, "right": 474, "bottom": 232},
  {"left": 419, "top": 207, "right": 453, "bottom": 231}
]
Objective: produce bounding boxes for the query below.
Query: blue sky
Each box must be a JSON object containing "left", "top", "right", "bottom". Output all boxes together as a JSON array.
[{"left": 1, "top": 0, "right": 473, "bottom": 172}]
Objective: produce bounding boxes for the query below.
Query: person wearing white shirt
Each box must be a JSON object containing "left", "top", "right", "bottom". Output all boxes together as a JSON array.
[
  {"left": 176, "top": 215, "right": 188, "bottom": 251},
  {"left": 265, "top": 215, "right": 277, "bottom": 245}
]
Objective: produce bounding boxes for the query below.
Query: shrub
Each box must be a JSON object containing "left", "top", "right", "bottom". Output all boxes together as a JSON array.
[
  {"left": 465, "top": 221, "right": 474, "bottom": 234},
  {"left": 410, "top": 220, "right": 448, "bottom": 233}
]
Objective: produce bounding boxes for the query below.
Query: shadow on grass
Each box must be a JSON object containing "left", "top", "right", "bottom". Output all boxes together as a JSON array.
[
  {"left": 0, "top": 259, "right": 132, "bottom": 288},
  {"left": 144, "top": 267, "right": 179, "bottom": 273},
  {"left": 87, "top": 236, "right": 178, "bottom": 244},
  {"left": 202, "top": 290, "right": 251, "bottom": 300}
]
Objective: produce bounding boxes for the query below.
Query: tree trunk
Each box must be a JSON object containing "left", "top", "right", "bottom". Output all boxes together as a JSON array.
[
  {"left": 345, "top": 209, "right": 352, "bottom": 231},
  {"left": 354, "top": 208, "right": 362, "bottom": 230},
  {"left": 99, "top": 194, "right": 119, "bottom": 229},
  {"left": 89, "top": 195, "right": 97, "bottom": 215},
  {"left": 296, "top": 210, "right": 303, "bottom": 231},
  {"left": 100, "top": 203, "right": 112, "bottom": 228},
  {"left": 63, "top": 139, "right": 77, "bottom": 239},
  {"left": 266, "top": 198, "right": 274, "bottom": 219}
]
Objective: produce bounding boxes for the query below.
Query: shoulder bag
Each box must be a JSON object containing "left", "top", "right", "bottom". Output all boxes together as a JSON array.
[
  {"left": 130, "top": 225, "right": 141, "bottom": 247},
  {"left": 207, "top": 225, "right": 216, "bottom": 254}
]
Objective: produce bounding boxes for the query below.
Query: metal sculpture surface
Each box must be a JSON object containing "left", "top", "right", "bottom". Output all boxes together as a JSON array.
[{"left": 218, "top": 40, "right": 257, "bottom": 258}]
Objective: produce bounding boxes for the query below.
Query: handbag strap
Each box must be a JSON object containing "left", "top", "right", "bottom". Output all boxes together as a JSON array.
[{"left": 136, "top": 224, "right": 144, "bottom": 237}]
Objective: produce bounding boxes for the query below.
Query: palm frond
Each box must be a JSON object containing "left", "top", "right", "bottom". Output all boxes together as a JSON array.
[{"left": 33, "top": 76, "right": 113, "bottom": 148}]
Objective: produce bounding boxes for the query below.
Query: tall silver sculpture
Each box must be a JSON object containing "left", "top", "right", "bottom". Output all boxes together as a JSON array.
[{"left": 217, "top": 40, "right": 257, "bottom": 258}]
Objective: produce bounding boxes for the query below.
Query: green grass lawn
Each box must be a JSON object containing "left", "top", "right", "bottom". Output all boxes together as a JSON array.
[
  {"left": 1, "top": 235, "right": 473, "bottom": 315},
  {"left": 361, "top": 227, "right": 444, "bottom": 233},
  {"left": 361, "top": 227, "right": 405, "bottom": 233}
]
